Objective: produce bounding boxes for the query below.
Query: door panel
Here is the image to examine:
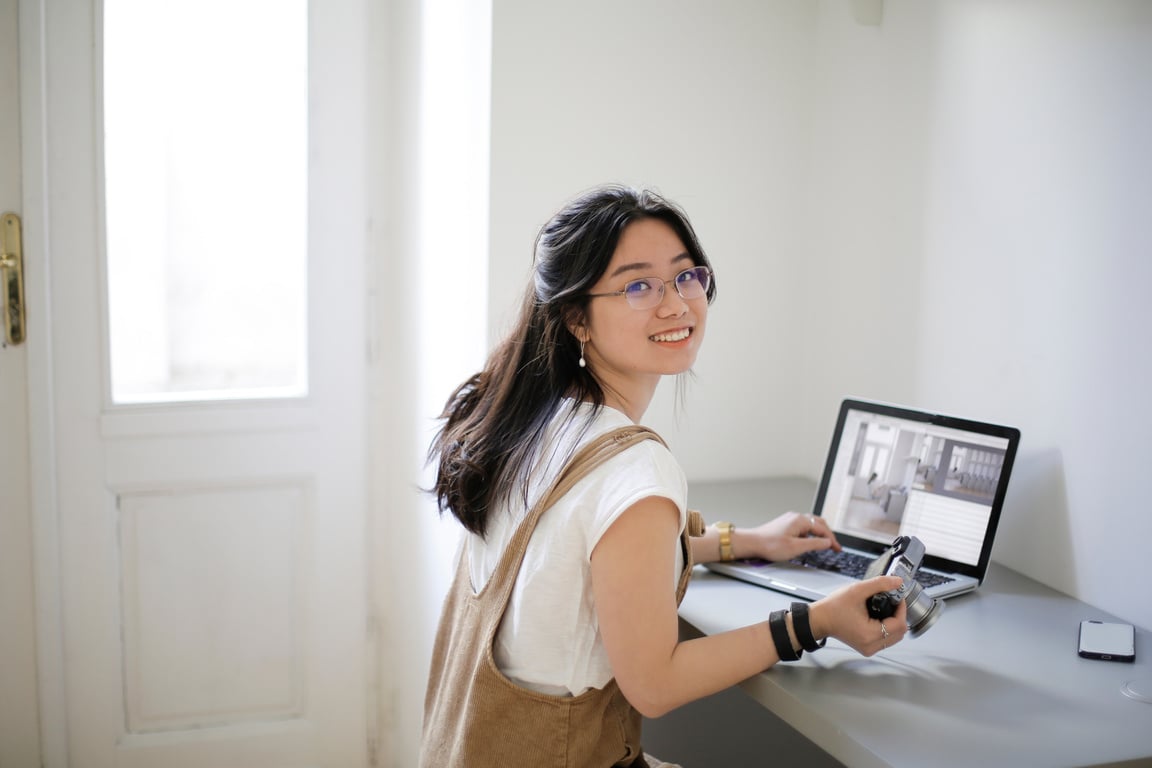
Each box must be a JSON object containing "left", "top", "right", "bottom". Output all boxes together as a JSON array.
[
  {"left": 23, "top": 1, "right": 370, "bottom": 765},
  {"left": 119, "top": 483, "right": 309, "bottom": 733}
]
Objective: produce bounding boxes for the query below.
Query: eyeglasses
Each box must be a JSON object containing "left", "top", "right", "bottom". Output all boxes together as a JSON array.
[{"left": 585, "top": 266, "right": 712, "bottom": 310}]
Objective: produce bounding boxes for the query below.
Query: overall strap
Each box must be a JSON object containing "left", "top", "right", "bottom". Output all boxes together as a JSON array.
[{"left": 480, "top": 425, "right": 666, "bottom": 617}]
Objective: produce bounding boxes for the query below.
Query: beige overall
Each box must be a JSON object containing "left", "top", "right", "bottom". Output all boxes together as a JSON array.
[{"left": 420, "top": 426, "right": 695, "bottom": 768}]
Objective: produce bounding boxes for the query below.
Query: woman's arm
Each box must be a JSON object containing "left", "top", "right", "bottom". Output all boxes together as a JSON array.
[
  {"left": 591, "top": 497, "right": 905, "bottom": 718},
  {"left": 689, "top": 511, "right": 842, "bottom": 566}
]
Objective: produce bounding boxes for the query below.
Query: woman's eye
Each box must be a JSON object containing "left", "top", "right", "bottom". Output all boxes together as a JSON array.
[
  {"left": 624, "top": 280, "right": 654, "bottom": 296},
  {"left": 677, "top": 269, "right": 699, "bottom": 285}
]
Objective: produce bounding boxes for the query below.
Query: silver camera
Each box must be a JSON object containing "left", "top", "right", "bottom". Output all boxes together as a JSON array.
[{"left": 863, "top": 535, "right": 943, "bottom": 637}]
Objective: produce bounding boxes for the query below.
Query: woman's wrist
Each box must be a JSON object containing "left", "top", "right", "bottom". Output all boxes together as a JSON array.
[
  {"left": 769, "top": 610, "right": 803, "bottom": 661},
  {"left": 726, "top": 523, "right": 756, "bottom": 561},
  {"left": 729, "top": 524, "right": 745, "bottom": 560},
  {"left": 790, "top": 602, "right": 826, "bottom": 652},
  {"left": 806, "top": 600, "right": 831, "bottom": 644}
]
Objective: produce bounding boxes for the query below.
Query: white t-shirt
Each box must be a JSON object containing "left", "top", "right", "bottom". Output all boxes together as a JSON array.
[{"left": 466, "top": 399, "right": 687, "bottom": 696}]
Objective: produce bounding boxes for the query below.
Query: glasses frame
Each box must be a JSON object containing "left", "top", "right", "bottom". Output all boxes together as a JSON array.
[{"left": 585, "top": 266, "right": 713, "bottom": 310}]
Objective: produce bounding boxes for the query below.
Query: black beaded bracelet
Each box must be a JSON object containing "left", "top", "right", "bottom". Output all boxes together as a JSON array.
[
  {"left": 768, "top": 609, "right": 802, "bottom": 662},
  {"left": 790, "top": 602, "right": 826, "bottom": 653}
]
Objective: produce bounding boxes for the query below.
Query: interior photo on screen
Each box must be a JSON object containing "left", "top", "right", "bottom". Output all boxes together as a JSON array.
[{"left": 819, "top": 407, "right": 1011, "bottom": 567}]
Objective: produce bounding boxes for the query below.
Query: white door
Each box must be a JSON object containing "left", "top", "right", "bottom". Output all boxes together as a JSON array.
[
  {"left": 1, "top": 0, "right": 41, "bottom": 765},
  {"left": 22, "top": 1, "right": 371, "bottom": 766}
]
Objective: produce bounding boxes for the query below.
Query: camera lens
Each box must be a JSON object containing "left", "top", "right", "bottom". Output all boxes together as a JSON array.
[{"left": 905, "top": 582, "right": 944, "bottom": 636}]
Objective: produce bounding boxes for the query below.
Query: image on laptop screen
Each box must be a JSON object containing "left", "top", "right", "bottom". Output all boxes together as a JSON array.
[{"left": 815, "top": 400, "right": 1019, "bottom": 579}]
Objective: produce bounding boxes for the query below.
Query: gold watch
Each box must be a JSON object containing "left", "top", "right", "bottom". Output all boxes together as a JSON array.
[{"left": 716, "top": 521, "right": 735, "bottom": 562}]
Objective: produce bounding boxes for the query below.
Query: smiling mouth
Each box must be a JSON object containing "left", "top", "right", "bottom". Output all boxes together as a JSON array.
[{"left": 650, "top": 328, "right": 691, "bottom": 343}]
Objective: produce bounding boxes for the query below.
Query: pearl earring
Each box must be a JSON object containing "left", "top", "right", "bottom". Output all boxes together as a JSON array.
[{"left": 579, "top": 341, "right": 586, "bottom": 368}]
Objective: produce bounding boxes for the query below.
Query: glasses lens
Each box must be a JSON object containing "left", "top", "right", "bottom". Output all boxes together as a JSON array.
[
  {"left": 624, "top": 278, "right": 663, "bottom": 309},
  {"left": 674, "top": 267, "right": 711, "bottom": 299}
]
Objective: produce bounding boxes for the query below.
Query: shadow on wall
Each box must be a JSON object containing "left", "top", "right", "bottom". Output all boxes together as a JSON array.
[{"left": 992, "top": 448, "right": 1074, "bottom": 592}]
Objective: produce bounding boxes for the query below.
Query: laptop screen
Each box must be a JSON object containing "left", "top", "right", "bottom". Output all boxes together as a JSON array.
[{"left": 812, "top": 399, "right": 1021, "bottom": 580}]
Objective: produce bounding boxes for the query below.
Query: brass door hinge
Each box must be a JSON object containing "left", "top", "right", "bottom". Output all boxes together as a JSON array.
[{"left": 1, "top": 212, "right": 25, "bottom": 346}]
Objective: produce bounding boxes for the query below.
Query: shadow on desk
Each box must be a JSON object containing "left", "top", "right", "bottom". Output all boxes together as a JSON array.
[{"left": 643, "top": 685, "right": 845, "bottom": 768}]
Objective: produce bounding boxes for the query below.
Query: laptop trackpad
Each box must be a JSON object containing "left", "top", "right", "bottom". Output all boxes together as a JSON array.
[
  {"left": 709, "top": 560, "right": 858, "bottom": 600},
  {"left": 761, "top": 561, "right": 858, "bottom": 592}
]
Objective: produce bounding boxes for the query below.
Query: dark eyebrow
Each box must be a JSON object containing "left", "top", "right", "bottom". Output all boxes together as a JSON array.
[{"left": 607, "top": 252, "right": 693, "bottom": 279}]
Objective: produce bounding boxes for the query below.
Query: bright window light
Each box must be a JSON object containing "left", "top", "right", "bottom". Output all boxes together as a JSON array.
[{"left": 103, "top": 0, "right": 308, "bottom": 404}]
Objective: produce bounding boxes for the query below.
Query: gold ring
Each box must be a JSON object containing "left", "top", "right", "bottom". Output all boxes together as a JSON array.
[{"left": 880, "top": 622, "right": 890, "bottom": 640}]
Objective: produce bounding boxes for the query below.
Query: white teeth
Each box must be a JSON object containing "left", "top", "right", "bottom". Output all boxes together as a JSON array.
[{"left": 650, "top": 328, "right": 691, "bottom": 342}]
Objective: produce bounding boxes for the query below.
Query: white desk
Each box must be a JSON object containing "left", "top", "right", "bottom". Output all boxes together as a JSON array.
[{"left": 678, "top": 477, "right": 1152, "bottom": 768}]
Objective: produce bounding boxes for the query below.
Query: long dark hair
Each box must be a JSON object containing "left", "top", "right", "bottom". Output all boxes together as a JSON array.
[{"left": 428, "top": 184, "right": 716, "bottom": 536}]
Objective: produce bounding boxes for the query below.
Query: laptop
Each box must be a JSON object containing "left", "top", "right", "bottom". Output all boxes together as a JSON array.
[{"left": 706, "top": 398, "right": 1021, "bottom": 602}]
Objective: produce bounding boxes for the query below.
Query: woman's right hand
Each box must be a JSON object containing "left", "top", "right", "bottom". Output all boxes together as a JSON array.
[{"left": 808, "top": 575, "right": 910, "bottom": 656}]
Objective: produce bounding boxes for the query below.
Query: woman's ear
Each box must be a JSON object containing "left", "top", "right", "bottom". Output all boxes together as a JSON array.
[{"left": 563, "top": 307, "right": 589, "bottom": 343}]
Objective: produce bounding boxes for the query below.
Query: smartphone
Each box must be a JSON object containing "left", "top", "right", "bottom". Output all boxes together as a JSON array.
[{"left": 1078, "top": 620, "right": 1136, "bottom": 662}]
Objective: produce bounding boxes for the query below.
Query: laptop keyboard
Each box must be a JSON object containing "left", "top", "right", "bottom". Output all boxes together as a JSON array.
[
  {"left": 793, "top": 549, "right": 955, "bottom": 588},
  {"left": 794, "top": 549, "right": 873, "bottom": 578}
]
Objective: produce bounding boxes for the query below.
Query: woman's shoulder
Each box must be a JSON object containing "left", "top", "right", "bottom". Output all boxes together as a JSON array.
[
  {"left": 539, "top": 399, "right": 683, "bottom": 487},
  {"left": 601, "top": 432, "right": 683, "bottom": 485},
  {"left": 575, "top": 408, "right": 682, "bottom": 487},
  {"left": 532, "top": 402, "right": 686, "bottom": 549}
]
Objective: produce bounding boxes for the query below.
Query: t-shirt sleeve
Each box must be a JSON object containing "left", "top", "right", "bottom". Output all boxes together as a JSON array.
[{"left": 578, "top": 438, "right": 688, "bottom": 560}]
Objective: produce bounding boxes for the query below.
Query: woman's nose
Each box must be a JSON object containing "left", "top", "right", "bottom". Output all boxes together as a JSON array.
[{"left": 655, "top": 284, "right": 688, "bottom": 317}]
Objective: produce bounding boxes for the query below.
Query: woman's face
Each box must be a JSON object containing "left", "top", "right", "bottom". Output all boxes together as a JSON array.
[{"left": 578, "top": 217, "right": 708, "bottom": 405}]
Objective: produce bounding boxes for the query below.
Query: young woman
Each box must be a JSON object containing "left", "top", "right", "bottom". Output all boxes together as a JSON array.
[{"left": 422, "top": 185, "right": 908, "bottom": 767}]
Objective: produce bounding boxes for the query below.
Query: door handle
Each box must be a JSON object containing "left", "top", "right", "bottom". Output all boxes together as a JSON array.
[{"left": 1, "top": 212, "right": 25, "bottom": 346}]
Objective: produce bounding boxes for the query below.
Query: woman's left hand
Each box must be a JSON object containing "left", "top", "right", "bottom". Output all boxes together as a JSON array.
[{"left": 733, "top": 511, "right": 841, "bottom": 562}]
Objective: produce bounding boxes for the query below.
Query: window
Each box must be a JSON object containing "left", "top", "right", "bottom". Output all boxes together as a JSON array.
[{"left": 103, "top": 0, "right": 308, "bottom": 403}]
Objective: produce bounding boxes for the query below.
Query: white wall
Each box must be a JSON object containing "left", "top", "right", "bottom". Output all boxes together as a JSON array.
[
  {"left": 913, "top": 0, "right": 1152, "bottom": 629},
  {"left": 793, "top": 0, "right": 936, "bottom": 466},
  {"left": 367, "top": 0, "right": 492, "bottom": 761},
  {"left": 489, "top": 0, "right": 818, "bottom": 474},
  {"left": 489, "top": 0, "right": 1152, "bottom": 629}
]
